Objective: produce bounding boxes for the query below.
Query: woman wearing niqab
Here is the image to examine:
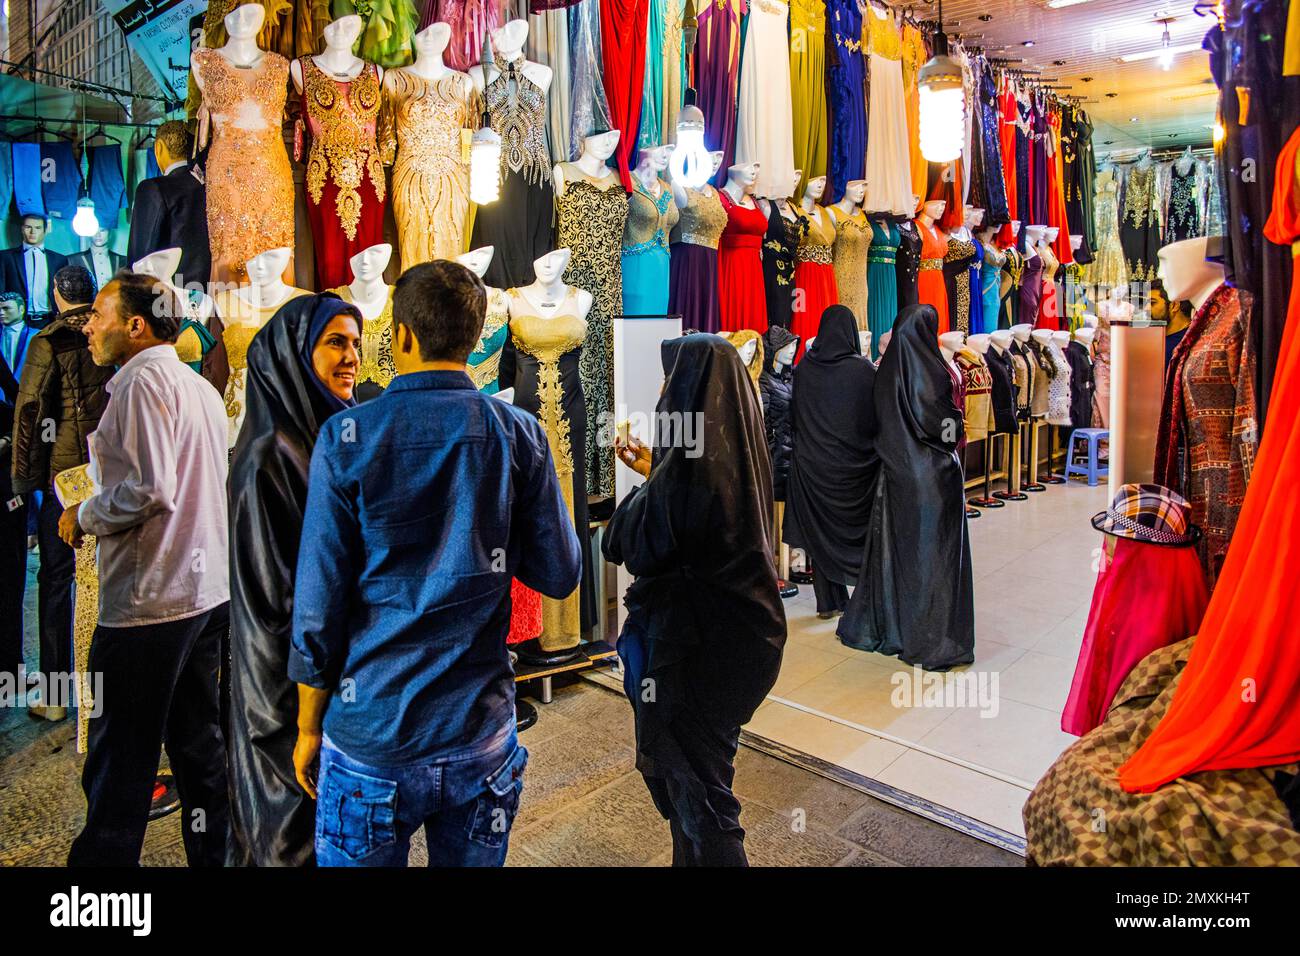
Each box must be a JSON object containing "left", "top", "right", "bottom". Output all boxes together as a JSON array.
[
  {"left": 782, "top": 306, "right": 880, "bottom": 616},
  {"left": 838, "top": 304, "right": 975, "bottom": 670},
  {"left": 227, "top": 294, "right": 361, "bottom": 866},
  {"left": 603, "top": 334, "right": 786, "bottom": 866}
]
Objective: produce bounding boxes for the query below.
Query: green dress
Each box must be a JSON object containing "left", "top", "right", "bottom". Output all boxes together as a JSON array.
[{"left": 332, "top": 0, "right": 418, "bottom": 68}]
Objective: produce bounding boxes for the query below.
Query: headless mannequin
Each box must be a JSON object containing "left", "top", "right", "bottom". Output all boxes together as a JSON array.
[
  {"left": 1011, "top": 324, "right": 1032, "bottom": 345},
  {"left": 671, "top": 151, "right": 725, "bottom": 209},
  {"left": 132, "top": 248, "right": 183, "bottom": 285},
  {"left": 723, "top": 163, "right": 761, "bottom": 208},
  {"left": 1043, "top": 226, "right": 1060, "bottom": 253},
  {"left": 291, "top": 15, "right": 376, "bottom": 93},
  {"left": 555, "top": 130, "right": 621, "bottom": 196},
  {"left": 468, "top": 19, "right": 553, "bottom": 98},
  {"left": 1158, "top": 236, "right": 1223, "bottom": 312},
  {"left": 341, "top": 244, "right": 393, "bottom": 320},
  {"left": 859, "top": 329, "right": 872, "bottom": 357},
  {"left": 512, "top": 249, "right": 594, "bottom": 320},
  {"left": 1031, "top": 328, "right": 1052, "bottom": 349},
  {"left": 1100, "top": 284, "right": 1135, "bottom": 322},
  {"left": 829, "top": 179, "right": 866, "bottom": 224},
  {"left": 1069, "top": 234, "right": 1083, "bottom": 254}
]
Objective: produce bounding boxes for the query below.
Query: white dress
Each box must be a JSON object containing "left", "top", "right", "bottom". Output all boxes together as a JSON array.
[
  {"left": 862, "top": 5, "right": 914, "bottom": 216},
  {"left": 734, "top": 0, "right": 796, "bottom": 199},
  {"left": 1047, "top": 340, "right": 1073, "bottom": 426}
]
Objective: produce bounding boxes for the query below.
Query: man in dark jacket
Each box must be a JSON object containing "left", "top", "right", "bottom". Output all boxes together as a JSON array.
[
  {"left": 126, "top": 121, "right": 210, "bottom": 292},
  {"left": 11, "top": 265, "right": 112, "bottom": 718}
]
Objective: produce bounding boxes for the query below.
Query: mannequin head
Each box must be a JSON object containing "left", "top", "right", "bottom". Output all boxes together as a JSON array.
[
  {"left": 727, "top": 162, "right": 760, "bottom": 192},
  {"left": 787, "top": 170, "right": 803, "bottom": 199},
  {"left": 1010, "top": 219, "right": 1022, "bottom": 237},
  {"left": 533, "top": 248, "right": 572, "bottom": 284},
  {"left": 1030, "top": 328, "right": 1052, "bottom": 346},
  {"left": 1075, "top": 327, "right": 1096, "bottom": 349},
  {"left": 583, "top": 130, "right": 621, "bottom": 162},
  {"left": 349, "top": 243, "right": 393, "bottom": 284},
  {"left": 877, "top": 329, "right": 892, "bottom": 356},
  {"left": 963, "top": 206, "right": 985, "bottom": 230},
  {"left": 920, "top": 200, "right": 946, "bottom": 222},
  {"left": 967, "top": 333, "right": 991, "bottom": 354},
  {"left": 491, "top": 19, "right": 530, "bottom": 56},
  {"left": 636, "top": 145, "right": 672, "bottom": 174},
  {"left": 842, "top": 180, "right": 867, "bottom": 206},
  {"left": 989, "top": 329, "right": 1012, "bottom": 351},
  {"left": 1011, "top": 323, "right": 1032, "bottom": 343},
  {"left": 1070, "top": 233, "right": 1083, "bottom": 251},
  {"left": 456, "top": 246, "right": 495, "bottom": 279},
  {"left": 731, "top": 336, "right": 758, "bottom": 367},
  {"left": 774, "top": 339, "right": 797, "bottom": 370},
  {"left": 1051, "top": 330, "right": 1071, "bottom": 348},
  {"left": 246, "top": 247, "right": 291, "bottom": 287},
  {"left": 323, "top": 14, "right": 362, "bottom": 49},
  {"left": 859, "top": 330, "right": 872, "bottom": 357},
  {"left": 225, "top": 3, "right": 265, "bottom": 39},
  {"left": 910, "top": 194, "right": 922, "bottom": 216},
  {"left": 1044, "top": 226, "right": 1060, "bottom": 244},
  {"left": 1080, "top": 312, "right": 1099, "bottom": 329},
  {"left": 709, "top": 150, "right": 725, "bottom": 178},
  {"left": 1025, "top": 225, "right": 1046, "bottom": 246},
  {"left": 412, "top": 22, "right": 452, "bottom": 59},
  {"left": 132, "top": 248, "right": 182, "bottom": 282},
  {"left": 938, "top": 330, "right": 965, "bottom": 359},
  {"left": 1157, "top": 236, "right": 1223, "bottom": 307},
  {"left": 803, "top": 175, "right": 827, "bottom": 204}
]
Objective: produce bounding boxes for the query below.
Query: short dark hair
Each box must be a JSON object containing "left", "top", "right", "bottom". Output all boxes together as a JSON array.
[
  {"left": 392, "top": 260, "right": 486, "bottom": 364},
  {"left": 107, "top": 270, "right": 181, "bottom": 342},
  {"left": 20, "top": 213, "right": 47, "bottom": 227},
  {"left": 54, "top": 265, "right": 95, "bottom": 306},
  {"left": 155, "top": 120, "right": 192, "bottom": 161}
]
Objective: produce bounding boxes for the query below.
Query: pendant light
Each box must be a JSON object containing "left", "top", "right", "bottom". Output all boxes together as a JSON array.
[
  {"left": 918, "top": 0, "right": 966, "bottom": 163},
  {"left": 669, "top": 100, "right": 712, "bottom": 188},
  {"left": 72, "top": 92, "right": 99, "bottom": 237},
  {"left": 469, "top": 125, "right": 502, "bottom": 205}
]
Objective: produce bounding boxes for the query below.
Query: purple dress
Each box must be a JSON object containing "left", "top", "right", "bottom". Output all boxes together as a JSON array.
[
  {"left": 696, "top": 0, "right": 741, "bottom": 186},
  {"left": 668, "top": 185, "right": 728, "bottom": 334},
  {"left": 1019, "top": 252, "right": 1044, "bottom": 328}
]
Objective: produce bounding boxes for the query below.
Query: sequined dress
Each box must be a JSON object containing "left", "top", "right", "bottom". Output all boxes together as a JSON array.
[
  {"left": 556, "top": 164, "right": 629, "bottom": 496},
  {"left": 763, "top": 202, "right": 805, "bottom": 330},
  {"left": 1087, "top": 168, "right": 1128, "bottom": 290},
  {"left": 943, "top": 234, "right": 978, "bottom": 335},
  {"left": 1120, "top": 163, "right": 1160, "bottom": 283},
  {"left": 621, "top": 176, "right": 679, "bottom": 315},
  {"left": 193, "top": 49, "right": 295, "bottom": 285},
  {"left": 831, "top": 208, "right": 871, "bottom": 330},
  {"left": 668, "top": 184, "right": 728, "bottom": 334},
  {"left": 468, "top": 285, "right": 509, "bottom": 394},
  {"left": 216, "top": 287, "right": 309, "bottom": 448}
]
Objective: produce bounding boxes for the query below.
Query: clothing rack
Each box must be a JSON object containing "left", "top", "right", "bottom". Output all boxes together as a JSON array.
[
  {"left": 0, "top": 113, "right": 162, "bottom": 134},
  {"left": 0, "top": 57, "right": 180, "bottom": 110}
]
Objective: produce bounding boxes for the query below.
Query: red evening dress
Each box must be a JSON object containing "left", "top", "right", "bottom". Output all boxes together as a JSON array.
[
  {"left": 791, "top": 205, "right": 839, "bottom": 360},
  {"left": 916, "top": 219, "right": 951, "bottom": 333},
  {"left": 717, "top": 190, "right": 770, "bottom": 334}
]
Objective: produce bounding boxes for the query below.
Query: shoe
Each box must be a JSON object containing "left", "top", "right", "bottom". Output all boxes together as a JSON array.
[
  {"left": 148, "top": 775, "right": 181, "bottom": 820},
  {"left": 816, "top": 611, "right": 835, "bottom": 620},
  {"left": 514, "top": 639, "right": 583, "bottom": 667},
  {"left": 778, "top": 579, "right": 799, "bottom": 599},
  {"left": 789, "top": 570, "right": 814, "bottom": 585}
]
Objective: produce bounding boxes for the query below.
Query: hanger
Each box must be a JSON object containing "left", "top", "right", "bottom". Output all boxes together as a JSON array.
[
  {"left": 13, "top": 117, "right": 75, "bottom": 142},
  {"left": 83, "top": 123, "right": 123, "bottom": 147}
]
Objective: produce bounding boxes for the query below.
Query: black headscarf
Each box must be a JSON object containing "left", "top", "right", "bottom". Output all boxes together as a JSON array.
[
  {"left": 604, "top": 334, "right": 785, "bottom": 757},
  {"left": 227, "top": 293, "right": 361, "bottom": 867},
  {"left": 760, "top": 324, "right": 799, "bottom": 500},
  {"left": 838, "top": 304, "right": 974, "bottom": 670},
  {"left": 782, "top": 306, "right": 879, "bottom": 585}
]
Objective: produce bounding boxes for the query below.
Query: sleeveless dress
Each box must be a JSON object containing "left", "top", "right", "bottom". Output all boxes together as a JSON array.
[
  {"left": 467, "top": 286, "right": 509, "bottom": 395},
  {"left": 668, "top": 184, "right": 728, "bottom": 333},
  {"left": 717, "top": 190, "right": 771, "bottom": 333},
  {"left": 901, "top": 19, "right": 928, "bottom": 202},
  {"left": 831, "top": 208, "right": 871, "bottom": 331},
  {"left": 792, "top": 205, "right": 839, "bottom": 359},
  {"left": 862, "top": 5, "right": 912, "bottom": 216},
  {"left": 895, "top": 220, "right": 921, "bottom": 309},
  {"left": 789, "top": 0, "right": 828, "bottom": 199},
  {"left": 378, "top": 68, "right": 475, "bottom": 268},
  {"left": 763, "top": 201, "right": 805, "bottom": 330},
  {"left": 622, "top": 175, "right": 679, "bottom": 316},
  {"left": 866, "top": 218, "right": 899, "bottom": 359},
  {"left": 916, "top": 220, "right": 950, "bottom": 333},
  {"left": 943, "top": 233, "right": 978, "bottom": 334},
  {"left": 299, "top": 58, "right": 387, "bottom": 290},
  {"left": 215, "top": 287, "right": 309, "bottom": 448},
  {"left": 1020, "top": 251, "right": 1044, "bottom": 329},
  {"left": 695, "top": 0, "right": 742, "bottom": 184},
  {"left": 981, "top": 243, "right": 1007, "bottom": 335},
  {"left": 499, "top": 287, "right": 595, "bottom": 649},
  {"left": 734, "top": 0, "right": 796, "bottom": 198},
  {"left": 193, "top": 48, "right": 294, "bottom": 285},
  {"left": 968, "top": 237, "right": 985, "bottom": 337},
  {"left": 470, "top": 52, "right": 555, "bottom": 289},
  {"left": 555, "top": 163, "right": 629, "bottom": 497},
  {"left": 1086, "top": 168, "right": 1128, "bottom": 291},
  {"left": 328, "top": 285, "right": 397, "bottom": 391}
]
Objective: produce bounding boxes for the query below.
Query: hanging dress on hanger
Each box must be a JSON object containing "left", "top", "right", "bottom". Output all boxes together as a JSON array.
[
  {"left": 862, "top": 5, "right": 912, "bottom": 216},
  {"left": 900, "top": 17, "right": 928, "bottom": 203},
  {"left": 789, "top": 0, "right": 829, "bottom": 198},
  {"left": 735, "top": 0, "right": 797, "bottom": 198},
  {"left": 825, "top": 0, "right": 866, "bottom": 202},
  {"left": 696, "top": 0, "right": 743, "bottom": 184},
  {"left": 1165, "top": 160, "right": 1202, "bottom": 244}
]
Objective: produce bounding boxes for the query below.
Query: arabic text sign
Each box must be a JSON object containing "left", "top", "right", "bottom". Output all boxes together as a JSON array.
[{"left": 102, "top": 0, "right": 207, "bottom": 101}]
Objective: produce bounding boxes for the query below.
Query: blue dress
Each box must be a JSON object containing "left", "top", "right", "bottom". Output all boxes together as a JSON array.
[
  {"left": 968, "top": 238, "right": 985, "bottom": 335},
  {"left": 866, "top": 218, "right": 900, "bottom": 359},
  {"left": 981, "top": 243, "right": 1006, "bottom": 336},
  {"left": 826, "top": 0, "right": 866, "bottom": 203},
  {"left": 622, "top": 177, "right": 679, "bottom": 316}
]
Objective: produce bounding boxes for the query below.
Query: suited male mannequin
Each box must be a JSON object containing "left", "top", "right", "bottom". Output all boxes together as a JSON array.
[
  {"left": 70, "top": 229, "right": 125, "bottom": 291},
  {"left": 127, "top": 120, "right": 211, "bottom": 293},
  {"left": 1, "top": 215, "right": 69, "bottom": 327}
]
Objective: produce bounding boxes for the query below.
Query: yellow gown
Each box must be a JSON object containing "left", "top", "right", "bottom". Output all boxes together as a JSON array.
[{"left": 789, "top": 0, "right": 829, "bottom": 198}]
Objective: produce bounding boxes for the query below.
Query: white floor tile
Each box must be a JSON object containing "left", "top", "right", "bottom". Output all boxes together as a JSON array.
[
  {"left": 917, "top": 698, "right": 1078, "bottom": 785},
  {"left": 744, "top": 701, "right": 908, "bottom": 778},
  {"left": 874, "top": 749, "right": 1030, "bottom": 838}
]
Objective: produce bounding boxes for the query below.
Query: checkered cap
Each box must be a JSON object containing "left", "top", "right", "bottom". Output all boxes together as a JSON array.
[{"left": 1091, "top": 483, "right": 1200, "bottom": 547}]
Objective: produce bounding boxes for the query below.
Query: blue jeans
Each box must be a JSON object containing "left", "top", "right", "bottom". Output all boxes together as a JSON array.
[{"left": 315, "top": 732, "right": 527, "bottom": 867}]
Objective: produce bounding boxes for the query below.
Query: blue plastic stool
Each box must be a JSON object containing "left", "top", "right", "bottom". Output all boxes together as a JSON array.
[{"left": 1064, "top": 428, "right": 1109, "bottom": 486}]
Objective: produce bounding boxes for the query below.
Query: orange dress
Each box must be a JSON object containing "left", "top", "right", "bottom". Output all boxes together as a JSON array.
[
  {"left": 1118, "top": 127, "right": 1300, "bottom": 792},
  {"left": 916, "top": 219, "right": 950, "bottom": 333},
  {"left": 900, "top": 21, "right": 927, "bottom": 203}
]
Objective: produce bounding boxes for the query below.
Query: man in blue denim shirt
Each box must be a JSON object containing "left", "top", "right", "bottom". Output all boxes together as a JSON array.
[{"left": 289, "top": 261, "right": 583, "bottom": 866}]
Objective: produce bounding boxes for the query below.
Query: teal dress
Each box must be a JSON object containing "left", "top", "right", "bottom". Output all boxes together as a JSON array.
[
  {"left": 621, "top": 177, "right": 679, "bottom": 315},
  {"left": 866, "top": 219, "right": 900, "bottom": 360},
  {"left": 638, "top": 0, "right": 665, "bottom": 151},
  {"left": 467, "top": 287, "right": 509, "bottom": 395}
]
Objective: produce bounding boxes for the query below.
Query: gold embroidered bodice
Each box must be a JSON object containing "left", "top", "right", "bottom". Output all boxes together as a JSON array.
[
  {"left": 1122, "top": 162, "right": 1158, "bottom": 228},
  {"left": 175, "top": 324, "right": 205, "bottom": 366},
  {"left": 329, "top": 284, "right": 396, "bottom": 388},
  {"left": 623, "top": 177, "right": 680, "bottom": 254},
  {"left": 216, "top": 287, "right": 309, "bottom": 434},
  {"left": 865, "top": 5, "right": 901, "bottom": 60},
  {"left": 378, "top": 68, "right": 475, "bottom": 176},
  {"left": 302, "top": 57, "right": 386, "bottom": 241},
  {"left": 671, "top": 185, "right": 729, "bottom": 249},
  {"left": 797, "top": 205, "right": 837, "bottom": 265},
  {"left": 484, "top": 51, "right": 550, "bottom": 187}
]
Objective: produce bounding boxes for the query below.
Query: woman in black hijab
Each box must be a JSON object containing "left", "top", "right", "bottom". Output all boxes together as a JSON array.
[
  {"left": 227, "top": 294, "right": 361, "bottom": 866},
  {"left": 838, "top": 304, "right": 975, "bottom": 670},
  {"left": 603, "top": 334, "right": 786, "bottom": 867},
  {"left": 782, "top": 306, "right": 880, "bottom": 617}
]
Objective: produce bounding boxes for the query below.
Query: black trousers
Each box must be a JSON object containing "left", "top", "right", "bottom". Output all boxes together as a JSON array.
[
  {"left": 0, "top": 487, "right": 27, "bottom": 680},
  {"left": 812, "top": 568, "right": 850, "bottom": 615},
  {"left": 68, "top": 603, "right": 232, "bottom": 867},
  {"left": 36, "top": 489, "right": 73, "bottom": 678}
]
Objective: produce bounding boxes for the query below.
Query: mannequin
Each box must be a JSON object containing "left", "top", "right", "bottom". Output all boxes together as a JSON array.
[
  {"left": 916, "top": 199, "right": 950, "bottom": 332},
  {"left": 1019, "top": 225, "right": 1047, "bottom": 329},
  {"left": 718, "top": 162, "right": 770, "bottom": 333},
  {"left": 938, "top": 330, "right": 964, "bottom": 366},
  {"left": 999, "top": 219, "right": 1025, "bottom": 327},
  {"left": 722, "top": 329, "right": 764, "bottom": 401},
  {"left": 1038, "top": 225, "right": 1062, "bottom": 331},
  {"left": 555, "top": 129, "right": 629, "bottom": 495},
  {"left": 191, "top": 4, "right": 294, "bottom": 285},
  {"left": 623, "top": 145, "right": 679, "bottom": 316},
  {"left": 964, "top": 332, "right": 1005, "bottom": 508},
  {"left": 830, "top": 179, "right": 870, "bottom": 331},
  {"left": 760, "top": 323, "right": 800, "bottom": 593},
  {"left": 133, "top": 248, "right": 219, "bottom": 379},
  {"left": 329, "top": 243, "right": 395, "bottom": 394},
  {"left": 1158, "top": 236, "right": 1224, "bottom": 312},
  {"left": 499, "top": 248, "right": 595, "bottom": 663},
  {"left": 381, "top": 23, "right": 475, "bottom": 267},
  {"left": 759, "top": 168, "right": 805, "bottom": 331},
  {"left": 895, "top": 193, "right": 923, "bottom": 312},
  {"left": 1075, "top": 326, "right": 1096, "bottom": 350},
  {"left": 1064, "top": 327, "right": 1097, "bottom": 430},
  {"left": 668, "top": 151, "right": 728, "bottom": 334},
  {"left": 791, "top": 175, "right": 839, "bottom": 357},
  {"left": 1048, "top": 329, "right": 1074, "bottom": 427},
  {"left": 942, "top": 205, "right": 981, "bottom": 335},
  {"left": 860, "top": 329, "right": 872, "bottom": 359},
  {"left": 468, "top": 19, "right": 555, "bottom": 290},
  {"left": 217, "top": 247, "right": 309, "bottom": 447}
]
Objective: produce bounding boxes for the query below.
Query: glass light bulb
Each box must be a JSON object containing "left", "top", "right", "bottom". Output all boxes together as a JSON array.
[
  {"left": 669, "top": 128, "right": 711, "bottom": 188},
  {"left": 919, "top": 87, "right": 965, "bottom": 162},
  {"left": 469, "top": 128, "right": 501, "bottom": 205},
  {"left": 72, "top": 199, "right": 99, "bottom": 238}
]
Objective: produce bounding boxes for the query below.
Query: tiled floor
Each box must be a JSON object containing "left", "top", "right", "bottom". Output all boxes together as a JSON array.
[{"left": 750, "top": 479, "right": 1108, "bottom": 840}]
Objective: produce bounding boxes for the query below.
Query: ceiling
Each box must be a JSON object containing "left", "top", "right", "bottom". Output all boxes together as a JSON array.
[{"left": 929, "top": 0, "right": 1220, "bottom": 155}]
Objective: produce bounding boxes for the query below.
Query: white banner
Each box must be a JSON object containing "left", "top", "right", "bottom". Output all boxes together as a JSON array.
[{"left": 101, "top": 0, "right": 207, "bottom": 102}]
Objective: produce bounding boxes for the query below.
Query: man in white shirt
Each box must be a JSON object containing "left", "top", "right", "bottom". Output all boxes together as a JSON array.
[{"left": 59, "top": 270, "right": 230, "bottom": 866}]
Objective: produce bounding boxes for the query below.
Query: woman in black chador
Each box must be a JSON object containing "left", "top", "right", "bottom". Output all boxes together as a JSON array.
[
  {"left": 838, "top": 304, "right": 975, "bottom": 670},
  {"left": 603, "top": 334, "right": 786, "bottom": 866},
  {"left": 782, "top": 306, "right": 880, "bottom": 617},
  {"left": 228, "top": 294, "right": 361, "bottom": 866}
]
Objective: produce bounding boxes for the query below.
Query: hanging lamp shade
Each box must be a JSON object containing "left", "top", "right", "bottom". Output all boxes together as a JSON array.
[
  {"left": 469, "top": 125, "right": 502, "bottom": 205},
  {"left": 918, "top": 8, "right": 966, "bottom": 164}
]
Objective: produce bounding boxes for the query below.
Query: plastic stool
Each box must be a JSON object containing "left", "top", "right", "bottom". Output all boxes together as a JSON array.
[{"left": 1064, "top": 428, "right": 1109, "bottom": 486}]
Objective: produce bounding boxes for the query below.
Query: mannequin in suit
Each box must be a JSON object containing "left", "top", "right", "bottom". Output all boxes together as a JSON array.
[
  {"left": 0, "top": 215, "right": 69, "bottom": 326},
  {"left": 70, "top": 230, "right": 124, "bottom": 292},
  {"left": 127, "top": 120, "right": 211, "bottom": 291}
]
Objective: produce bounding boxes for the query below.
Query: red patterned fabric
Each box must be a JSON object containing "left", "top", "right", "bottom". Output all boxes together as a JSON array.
[
  {"left": 599, "top": 0, "right": 649, "bottom": 192},
  {"left": 507, "top": 578, "right": 543, "bottom": 646}
]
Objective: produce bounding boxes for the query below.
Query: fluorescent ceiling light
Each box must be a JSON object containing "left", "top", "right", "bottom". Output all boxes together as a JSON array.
[
  {"left": 1046, "top": 0, "right": 1092, "bottom": 8},
  {"left": 1120, "top": 42, "right": 1203, "bottom": 63}
]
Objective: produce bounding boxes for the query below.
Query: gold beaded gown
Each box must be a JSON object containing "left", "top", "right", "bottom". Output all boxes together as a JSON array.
[
  {"left": 215, "top": 288, "right": 310, "bottom": 448},
  {"left": 831, "top": 208, "right": 871, "bottom": 330},
  {"left": 379, "top": 68, "right": 477, "bottom": 268}
]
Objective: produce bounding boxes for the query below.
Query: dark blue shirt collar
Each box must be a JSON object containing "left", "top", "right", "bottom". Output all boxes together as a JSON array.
[{"left": 384, "top": 369, "right": 476, "bottom": 393}]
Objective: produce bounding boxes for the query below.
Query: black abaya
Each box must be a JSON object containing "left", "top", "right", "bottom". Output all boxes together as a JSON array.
[
  {"left": 603, "top": 334, "right": 786, "bottom": 866},
  {"left": 759, "top": 323, "right": 799, "bottom": 501},
  {"left": 782, "top": 306, "right": 880, "bottom": 600},
  {"left": 838, "top": 304, "right": 975, "bottom": 670},
  {"left": 227, "top": 294, "right": 360, "bottom": 867}
]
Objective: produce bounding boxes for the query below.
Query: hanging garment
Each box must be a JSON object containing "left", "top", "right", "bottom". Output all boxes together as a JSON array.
[
  {"left": 996, "top": 75, "right": 1019, "bottom": 247},
  {"left": 717, "top": 190, "right": 770, "bottom": 333},
  {"left": 783, "top": 307, "right": 878, "bottom": 608},
  {"left": 348, "top": 0, "right": 419, "bottom": 66},
  {"left": 668, "top": 184, "right": 728, "bottom": 333},
  {"left": 11, "top": 142, "right": 44, "bottom": 217},
  {"left": 599, "top": 0, "right": 648, "bottom": 190},
  {"left": 497, "top": 286, "right": 596, "bottom": 648},
  {"left": 1091, "top": 307, "right": 1111, "bottom": 427},
  {"left": 1064, "top": 340, "right": 1095, "bottom": 429},
  {"left": 980, "top": 243, "right": 1006, "bottom": 337},
  {"left": 831, "top": 208, "right": 871, "bottom": 331},
  {"left": 87, "top": 145, "right": 127, "bottom": 227},
  {"left": 638, "top": 0, "right": 667, "bottom": 151},
  {"left": 895, "top": 219, "right": 921, "bottom": 310},
  {"left": 862, "top": 6, "right": 912, "bottom": 216},
  {"left": 901, "top": 19, "right": 927, "bottom": 203},
  {"left": 1165, "top": 162, "right": 1202, "bottom": 245},
  {"left": 1086, "top": 167, "right": 1128, "bottom": 290},
  {"left": 569, "top": 1, "right": 612, "bottom": 151},
  {"left": 838, "top": 304, "right": 975, "bottom": 671},
  {"left": 942, "top": 233, "right": 978, "bottom": 335},
  {"left": 622, "top": 175, "right": 679, "bottom": 315},
  {"left": 556, "top": 164, "right": 629, "bottom": 497},
  {"left": 915, "top": 220, "right": 949, "bottom": 333},
  {"left": 967, "top": 237, "right": 985, "bottom": 337},
  {"left": 1061, "top": 106, "right": 1094, "bottom": 264},
  {"left": 468, "top": 286, "right": 510, "bottom": 394},
  {"left": 790, "top": 0, "right": 829, "bottom": 198},
  {"left": 696, "top": 0, "right": 743, "bottom": 185},
  {"left": 866, "top": 218, "right": 899, "bottom": 360},
  {"left": 735, "top": 0, "right": 796, "bottom": 198},
  {"left": 1038, "top": 242, "right": 1061, "bottom": 331},
  {"left": 1046, "top": 107, "right": 1074, "bottom": 267},
  {"left": 760, "top": 323, "right": 799, "bottom": 499},
  {"left": 527, "top": 8, "right": 572, "bottom": 164},
  {"left": 791, "top": 206, "right": 839, "bottom": 359},
  {"left": 825, "top": 0, "right": 865, "bottom": 202},
  {"left": 762, "top": 201, "right": 805, "bottom": 330},
  {"left": 194, "top": 49, "right": 295, "bottom": 285},
  {"left": 975, "top": 59, "right": 1009, "bottom": 227},
  {"left": 215, "top": 288, "right": 311, "bottom": 449},
  {"left": 955, "top": 348, "right": 994, "bottom": 444},
  {"left": 984, "top": 345, "right": 1018, "bottom": 436},
  {"left": 1153, "top": 283, "right": 1257, "bottom": 586},
  {"left": 427, "top": 0, "right": 502, "bottom": 71},
  {"left": 1019, "top": 251, "right": 1043, "bottom": 328},
  {"left": 1120, "top": 162, "right": 1160, "bottom": 283},
  {"left": 39, "top": 142, "right": 80, "bottom": 221},
  {"left": 379, "top": 69, "right": 475, "bottom": 270},
  {"left": 470, "top": 51, "right": 556, "bottom": 289}
]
